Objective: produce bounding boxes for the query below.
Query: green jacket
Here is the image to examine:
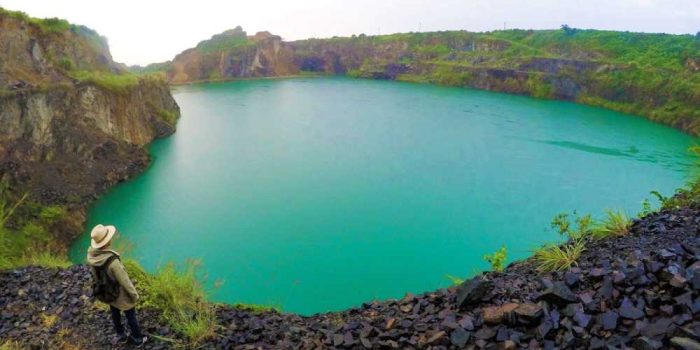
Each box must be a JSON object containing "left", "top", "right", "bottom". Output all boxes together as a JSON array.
[{"left": 87, "top": 247, "right": 139, "bottom": 311}]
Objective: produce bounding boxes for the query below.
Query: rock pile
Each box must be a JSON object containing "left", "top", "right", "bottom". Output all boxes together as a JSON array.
[{"left": 1, "top": 207, "right": 700, "bottom": 349}]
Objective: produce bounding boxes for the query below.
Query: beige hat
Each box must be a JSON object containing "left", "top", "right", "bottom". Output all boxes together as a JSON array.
[{"left": 91, "top": 224, "right": 117, "bottom": 249}]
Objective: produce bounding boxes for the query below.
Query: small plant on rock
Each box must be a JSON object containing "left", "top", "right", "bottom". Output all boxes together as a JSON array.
[
  {"left": 534, "top": 212, "right": 591, "bottom": 272},
  {"left": 533, "top": 239, "right": 586, "bottom": 272},
  {"left": 445, "top": 274, "right": 465, "bottom": 286},
  {"left": 483, "top": 245, "right": 507, "bottom": 272},
  {"left": 592, "top": 209, "right": 631, "bottom": 239}
]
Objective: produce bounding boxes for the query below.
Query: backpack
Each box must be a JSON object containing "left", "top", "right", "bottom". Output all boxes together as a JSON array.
[{"left": 91, "top": 254, "right": 121, "bottom": 303}]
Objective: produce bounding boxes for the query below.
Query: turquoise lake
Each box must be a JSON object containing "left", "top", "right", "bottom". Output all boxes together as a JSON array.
[{"left": 70, "top": 77, "right": 697, "bottom": 315}]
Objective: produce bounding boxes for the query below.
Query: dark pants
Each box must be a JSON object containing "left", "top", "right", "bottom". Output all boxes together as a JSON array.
[{"left": 109, "top": 306, "right": 142, "bottom": 339}]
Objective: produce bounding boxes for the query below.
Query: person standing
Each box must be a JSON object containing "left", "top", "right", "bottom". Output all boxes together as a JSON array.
[{"left": 87, "top": 224, "right": 147, "bottom": 347}]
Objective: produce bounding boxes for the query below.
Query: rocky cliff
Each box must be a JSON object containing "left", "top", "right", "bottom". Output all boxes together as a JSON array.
[
  {"left": 0, "top": 8, "right": 180, "bottom": 240},
  {"left": 167, "top": 26, "right": 298, "bottom": 84},
  {"left": 155, "top": 28, "right": 700, "bottom": 135}
]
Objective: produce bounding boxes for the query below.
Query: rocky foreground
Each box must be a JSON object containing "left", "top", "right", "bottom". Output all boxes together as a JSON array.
[{"left": 2, "top": 207, "right": 700, "bottom": 349}]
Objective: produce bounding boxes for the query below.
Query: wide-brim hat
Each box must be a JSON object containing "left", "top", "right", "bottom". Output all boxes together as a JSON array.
[{"left": 91, "top": 224, "right": 117, "bottom": 249}]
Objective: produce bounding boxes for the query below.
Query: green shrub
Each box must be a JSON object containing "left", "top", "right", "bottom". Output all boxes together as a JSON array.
[
  {"left": 124, "top": 259, "right": 217, "bottom": 345},
  {"left": 37, "top": 17, "right": 71, "bottom": 33},
  {"left": 39, "top": 205, "right": 66, "bottom": 226},
  {"left": 551, "top": 212, "right": 592, "bottom": 240},
  {"left": 156, "top": 108, "right": 178, "bottom": 126},
  {"left": 57, "top": 57, "right": 74, "bottom": 71},
  {"left": 592, "top": 209, "right": 631, "bottom": 239},
  {"left": 638, "top": 198, "right": 655, "bottom": 218},
  {"left": 483, "top": 246, "right": 507, "bottom": 272}
]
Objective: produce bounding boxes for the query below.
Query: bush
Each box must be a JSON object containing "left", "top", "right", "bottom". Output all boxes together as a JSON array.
[
  {"left": 124, "top": 259, "right": 217, "bottom": 345},
  {"left": 592, "top": 209, "right": 631, "bottom": 239},
  {"left": 483, "top": 246, "right": 507, "bottom": 272}
]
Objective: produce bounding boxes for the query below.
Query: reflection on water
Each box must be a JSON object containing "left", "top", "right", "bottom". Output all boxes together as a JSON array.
[{"left": 538, "top": 140, "right": 694, "bottom": 172}]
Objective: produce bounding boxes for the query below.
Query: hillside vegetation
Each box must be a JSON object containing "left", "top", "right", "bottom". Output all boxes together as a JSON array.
[{"left": 152, "top": 26, "right": 700, "bottom": 135}]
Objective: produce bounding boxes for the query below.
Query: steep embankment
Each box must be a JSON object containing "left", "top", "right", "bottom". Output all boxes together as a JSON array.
[
  {"left": 152, "top": 28, "right": 700, "bottom": 135},
  {"left": 0, "top": 9, "right": 180, "bottom": 242},
  {"left": 2, "top": 208, "right": 700, "bottom": 349}
]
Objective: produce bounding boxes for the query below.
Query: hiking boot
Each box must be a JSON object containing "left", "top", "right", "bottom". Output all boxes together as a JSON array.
[
  {"left": 118, "top": 333, "right": 129, "bottom": 344},
  {"left": 128, "top": 336, "right": 147, "bottom": 348}
]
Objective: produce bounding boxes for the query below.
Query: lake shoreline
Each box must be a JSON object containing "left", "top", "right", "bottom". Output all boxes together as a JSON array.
[
  {"left": 69, "top": 77, "right": 696, "bottom": 315},
  {"left": 3, "top": 206, "right": 699, "bottom": 348}
]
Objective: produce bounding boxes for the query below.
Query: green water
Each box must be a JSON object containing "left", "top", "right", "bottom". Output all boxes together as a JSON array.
[{"left": 70, "top": 77, "right": 697, "bottom": 315}]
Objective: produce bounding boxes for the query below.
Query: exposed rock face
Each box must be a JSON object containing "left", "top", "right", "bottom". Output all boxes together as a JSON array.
[
  {"left": 168, "top": 27, "right": 297, "bottom": 83},
  {"left": 0, "top": 10, "right": 180, "bottom": 240},
  {"left": 157, "top": 28, "right": 700, "bottom": 135}
]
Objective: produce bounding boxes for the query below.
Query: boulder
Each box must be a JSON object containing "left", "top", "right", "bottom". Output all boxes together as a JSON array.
[{"left": 457, "top": 276, "right": 493, "bottom": 309}]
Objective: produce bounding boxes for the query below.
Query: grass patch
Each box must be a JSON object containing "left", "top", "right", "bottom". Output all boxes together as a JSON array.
[
  {"left": 41, "top": 313, "right": 59, "bottom": 328},
  {"left": 124, "top": 259, "right": 217, "bottom": 345},
  {"left": 68, "top": 70, "right": 140, "bottom": 94},
  {"left": 533, "top": 239, "right": 586, "bottom": 272},
  {"left": 0, "top": 187, "right": 71, "bottom": 271},
  {"left": 592, "top": 209, "right": 631, "bottom": 239},
  {"left": 533, "top": 212, "right": 591, "bottom": 272},
  {"left": 233, "top": 303, "right": 281, "bottom": 314},
  {"left": 0, "top": 340, "right": 22, "bottom": 350},
  {"left": 147, "top": 101, "right": 178, "bottom": 126},
  {"left": 20, "top": 251, "right": 71, "bottom": 269}
]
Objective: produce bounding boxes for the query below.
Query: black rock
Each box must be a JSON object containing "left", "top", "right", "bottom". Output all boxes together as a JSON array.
[
  {"left": 513, "top": 303, "right": 544, "bottom": 324},
  {"left": 632, "top": 336, "right": 663, "bottom": 350},
  {"left": 671, "top": 274, "right": 689, "bottom": 288},
  {"left": 574, "top": 310, "right": 592, "bottom": 328},
  {"left": 600, "top": 310, "right": 618, "bottom": 330},
  {"left": 457, "top": 276, "right": 493, "bottom": 309},
  {"left": 450, "top": 327, "right": 470, "bottom": 347},
  {"left": 590, "top": 268, "right": 606, "bottom": 278},
  {"left": 619, "top": 298, "right": 644, "bottom": 320},
  {"left": 564, "top": 272, "right": 579, "bottom": 287},
  {"left": 538, "top": 321, "right": 553, "bottom": 338},
  {"left": 642, "top": 318, "right": 673, "bottom": 338},
  {"left": 474, "top": 327, "right": 496, "bottom": 340},
  {"left": 599, "top": 278, "right": 614, "bottom": 299},
  {"left": 537, "top": 282, "right": 577, "bottom": 306}
]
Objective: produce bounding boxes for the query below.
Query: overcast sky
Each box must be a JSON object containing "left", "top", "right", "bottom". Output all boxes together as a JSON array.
[{"left": 1, "top": 0, "right": 698, "bottom": 66}]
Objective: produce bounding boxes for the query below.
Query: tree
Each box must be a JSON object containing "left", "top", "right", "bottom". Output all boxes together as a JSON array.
[
  {"left": 696, "top": 31, "right": 700, "bottom": 40},
  {"left": 561, "top": 24, "right": 577, "bottom": 36}
]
